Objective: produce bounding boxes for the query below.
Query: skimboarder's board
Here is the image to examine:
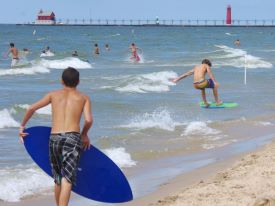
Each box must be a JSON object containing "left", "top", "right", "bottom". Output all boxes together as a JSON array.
[
  {"left": 23, "top": 126, "right": 133, "bottom": 203},
  {"left": 200, "top": 102, "right": 238, "bottom": 109}
]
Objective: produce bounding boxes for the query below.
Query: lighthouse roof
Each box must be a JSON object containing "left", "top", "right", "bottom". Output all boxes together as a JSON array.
[{"left": 38, "top": 11, "right": 55, "bottom": 17}]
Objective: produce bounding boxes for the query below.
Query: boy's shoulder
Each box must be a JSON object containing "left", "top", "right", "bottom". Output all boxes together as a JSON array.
[
  {"left": 73, "top": 90, "right": 91, "bottom": 101},
  {"left": 48, "top": 89, "right": 62, "bottom": 95}
]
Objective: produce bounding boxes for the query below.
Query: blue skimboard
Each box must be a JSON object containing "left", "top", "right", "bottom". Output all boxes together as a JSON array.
[
  {"left": 23, "top": 126, "right": 133, "bottom": 203},
  {"left": 200, "top": 102, "right": 239, "bottom": 109}
]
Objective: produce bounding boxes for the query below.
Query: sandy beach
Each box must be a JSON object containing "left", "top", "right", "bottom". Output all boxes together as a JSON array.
[
  {"left": 137, "top": 140, "right": 275, "bottom": 206},
  {"left": 2, "top": 138, "right": 275, "bottom": 206}
]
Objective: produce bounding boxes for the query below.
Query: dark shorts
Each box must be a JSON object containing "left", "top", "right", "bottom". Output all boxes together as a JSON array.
[
  {"left": 194, "top": 79, "right": 215, "bottom": 90},
  {"left": 49, "top": 132, "right": 82, "bottom": 185},
  {"left": 206, "top": 79, "right": 215, "bottom": 89}
]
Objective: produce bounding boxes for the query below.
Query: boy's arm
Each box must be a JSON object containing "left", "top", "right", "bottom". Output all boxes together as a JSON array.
[
  {"left": 81, "top": 96, "right": 93, "bottom": 150},
  {"left": 206, "top": 66, "right": 218, "bottom": 85},
  {"left": 5, "top": 48, "right": 11, "bottom": 58},
  {"left": 19, "top": 93, "right": 51, "bottom": 140},
  {"left": 137, "top": 48, "right": 143, "bottom": 53},
  {"left": 172, "top": 69, "right": 194, "bottom": 83}
]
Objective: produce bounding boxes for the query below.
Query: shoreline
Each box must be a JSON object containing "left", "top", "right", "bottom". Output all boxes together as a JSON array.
[
  {"left": 2, "top": 135, "right": 275, "bottom": 206},
  {"left": 124, "top": 139, "right": 275, "bottom": 206}
]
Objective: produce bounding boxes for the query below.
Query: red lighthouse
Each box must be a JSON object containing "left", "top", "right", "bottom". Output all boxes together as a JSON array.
[{"left": 226, "top": 5, "right": 232, "bottom": 25}]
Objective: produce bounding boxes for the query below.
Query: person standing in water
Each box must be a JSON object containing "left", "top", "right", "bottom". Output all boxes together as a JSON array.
[
  {"left": 72, "top": 51, "right": 78, "bottom": 57},
  {"left": 129, "top": 43, "right": 141, "bottom": 62},
  {"left": 94, "top": 43, "right": 100, "bottom": 55},
  {"left": 172, "top": 59, "right": 222, "bottom": 107},
  {"left": 19, "top": 67, "right": 93, "bottom": 206},
  {"left": 234, "top": 39, "right": 241, "bottom": 46},
  {"left": 105, "top": 44, "right": 110, "bottom": 51},
  {"left": 7, "top": 43, "right": 19, "bottom": 68}
]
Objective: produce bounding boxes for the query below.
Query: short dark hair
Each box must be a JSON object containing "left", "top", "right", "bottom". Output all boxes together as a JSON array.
[
  {"left": 62, "top": 67, "right": 79, "bottom": 87},
  {"left": 10, "top": 43, "right": 14, "bottom": 47},
  {"left": 202, "top": 59, "right": 212, "bottom": 67},
  {"left": 131, "top": 43, "right": 135, "bottom": 46},
  {"left": 94, "top": 43, "right": 98, "bottom": 47}
]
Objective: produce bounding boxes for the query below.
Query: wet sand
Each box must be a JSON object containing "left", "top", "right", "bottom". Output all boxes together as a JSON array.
[
  {"left": 139, "top": 140, "right": 275, "bottom": 206},
  {"left": 3, "top": 139, "right": 275, "bottom": 206}
]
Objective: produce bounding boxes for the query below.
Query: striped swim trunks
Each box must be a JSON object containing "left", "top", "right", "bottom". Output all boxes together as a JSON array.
[{"left": 49, "top": 132, "right": 82, "bottom": 185}]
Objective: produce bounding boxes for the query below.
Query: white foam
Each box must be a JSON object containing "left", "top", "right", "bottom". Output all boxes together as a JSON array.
[
  {"left": 15, "top": 104, "right": 51, "bottom": 115},
  {"left": 0, "top": 66, "right": 50, "bottom": 76},
  {"left": 39, "top": 57, "right": 92, "bottom": 69},
  {"left": 110, "top": 33, "right": 120, "bottom": 37},
  {"left": 202, "top": 139, "right": 238, "bottom": 150},
  {"left": 214, "top": 45, "right": 272, "bottom": 69},
  {"left": 36, "top": 37, "right": 46, "bottom": 41},
  {"left": 115, "top": 71, "right": 177, "bottom": 93},
  {"left": 103, "top": 147, "right": 136, "bottom": 168},
  {"left": 0, "top": 109, "right": 20, "bottom": 129},
  {"left": 120, "top": 109, "right": 181, "bottom": 131},
  {"left": 182, "top": 121, "right": 220, "bottom": 136},
  {"left": 256, "top": 121, "right": 274, "bottom": 126},
  {"left": 0, "top": 165, "right": 52, "bottom": 202},
  {"left": 40, "top": 51, "right": 55, "bottom": 57}
]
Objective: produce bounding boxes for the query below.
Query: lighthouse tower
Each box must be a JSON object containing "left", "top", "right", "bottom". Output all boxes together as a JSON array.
[{"left": 226, "top": 5, "right": 232, "bottom": 25}]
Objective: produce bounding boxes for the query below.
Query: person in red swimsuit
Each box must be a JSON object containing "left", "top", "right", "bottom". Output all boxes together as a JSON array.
[{"left": 129, "top": 43, "right": 142, "bottom": 62}]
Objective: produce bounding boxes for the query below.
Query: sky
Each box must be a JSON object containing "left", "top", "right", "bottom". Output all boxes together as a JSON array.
[{"left": 1, "top": 0, "right": 275, "bottom": 23}]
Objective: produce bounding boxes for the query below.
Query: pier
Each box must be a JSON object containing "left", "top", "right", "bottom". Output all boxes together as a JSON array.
[{"left": 19, "top": 18, "right": 275, "bottom": 27}]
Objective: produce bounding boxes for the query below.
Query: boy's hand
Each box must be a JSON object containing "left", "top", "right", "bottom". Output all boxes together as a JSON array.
[
  {"left": 81, "top": 134, "right": 91, "bottom": 151},
  {"left": 171, "top": 78, "right": 178, "bottom": 83},
  {"left": 18, "top": 126, "right": 29, "bottom": 143}
]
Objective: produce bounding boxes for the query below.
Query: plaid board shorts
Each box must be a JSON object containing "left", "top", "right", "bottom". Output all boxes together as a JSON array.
[{"left": 49, "top": 132, "right": 82, "bottom": 185}]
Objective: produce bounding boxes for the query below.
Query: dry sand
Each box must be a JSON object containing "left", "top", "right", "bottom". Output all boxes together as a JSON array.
[{"left": 150, "top": 141, "right": 275, "bottom": 206}]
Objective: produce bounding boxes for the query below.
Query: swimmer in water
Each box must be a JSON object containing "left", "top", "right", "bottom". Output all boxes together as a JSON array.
[
  {"left": 129, "top": 43, "right": 141, "bottom": 62},
  {"left": 72, "top": 51, "right": 78, "bottom": 57},
  {"left": 234, "top": 39, "right": 240, "bottom": 47},
  {"left": 105, "top": 44, "right": 110, "bottom": 51},
  {"left": 94, "top": 44, "right": 100, "bottom": 55},
  {"left": 7, "top": 43, "right": 19, "bottom": 68}
]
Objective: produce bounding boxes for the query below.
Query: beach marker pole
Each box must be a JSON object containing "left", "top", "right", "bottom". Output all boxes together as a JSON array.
[{"left": 244, "top": 55, "right": 247, "bottom": 85}]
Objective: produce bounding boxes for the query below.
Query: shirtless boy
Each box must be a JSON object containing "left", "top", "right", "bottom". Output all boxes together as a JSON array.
[
  {"left": 7, "top": 43, "right": 19, "bottom": 67},
  {"left": 94, "top": 43, "right": 100, "bottom": 55},
  {"left": 234, "top": 39, "right": 241, "bottom": 47},
  {"left": 129, "top": 43, "right": 141, "bottom": 62},
  {"left": 172, "top": 59, "right": 222, "bottom": 107},
  {"left": 19, "top": 67, "right": 93, "bottom": 206}
]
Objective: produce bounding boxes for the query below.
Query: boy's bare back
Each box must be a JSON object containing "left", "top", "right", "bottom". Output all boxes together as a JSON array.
[
  {"left": 49, "top": 88, "right": 90, "bottom": 133},
  {"left": 10, "top": 47, "right": 19, "bottom": 58},
  {"left": 193, "top": 64, "right": 208, "bottom": 83}
]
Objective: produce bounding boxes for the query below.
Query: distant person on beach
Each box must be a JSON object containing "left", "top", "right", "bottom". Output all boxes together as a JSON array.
[
  {"left": 72, "top": 51, "right": 78, "bottom": 57},
  {"left": 172, "top": 59, "right": 222, "bottom": 107},
  {"left": 129, "top": 43, "right": 141, "bottom": 62},
  {"left": 19, "top": 67, "right": 93, "bottom": 206},
  {"left": 105, "top": 44, "right": 110, "bottom": 51},
  {"left": 234, "top": 39, "right": 241, "bottom": 46},
  {"left": 94, "top": 43, "right": 100, "bottom": 55},
  {"left": 7, "top": 43, "right": 19, "bottom": 67}
]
